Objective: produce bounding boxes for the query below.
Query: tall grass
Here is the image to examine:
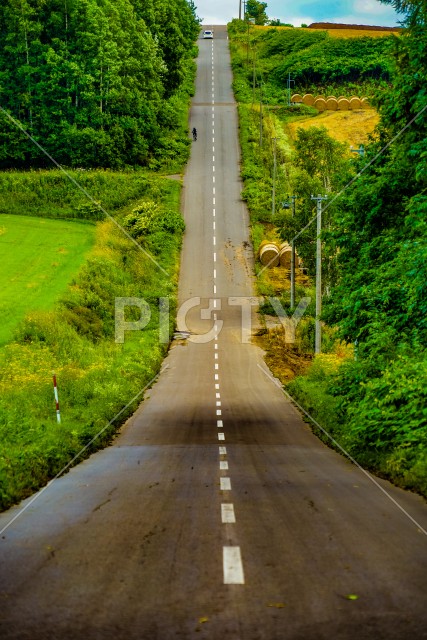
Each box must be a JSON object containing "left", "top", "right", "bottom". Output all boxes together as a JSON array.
[{"left": 0, "top": 169, "right": 153, "bottom": 219}]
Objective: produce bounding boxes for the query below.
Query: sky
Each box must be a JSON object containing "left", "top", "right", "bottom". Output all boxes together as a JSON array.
[{"left": 197, "top": 0, "right": 402, "bottom": 27}]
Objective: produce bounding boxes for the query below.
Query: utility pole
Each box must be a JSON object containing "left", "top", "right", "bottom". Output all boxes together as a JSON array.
[
  {"left": 239, "top": 0, "right": 242, "bottom": 20},
  {"left": 311, "top": 194, "right": 328, "bottom": 354},
  {"left": 286, "top": 73, "right": 295, "bottom": 107},
  {"left": 259, "top": 83, "right": 263, "bottom": 147},
  {"left": 289, "top": 195, "right": 297, "bottom": 308},
  {"left": 252, "top": 47, "right": 256, "bottom": 106},
  {"left": 271, "top": 137, "right": 277, "bottom": 218}
]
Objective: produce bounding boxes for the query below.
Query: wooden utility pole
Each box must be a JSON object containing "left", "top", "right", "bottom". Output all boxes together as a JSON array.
[{"left": 311, "top": 195, "right": 328, "bottom": 354}]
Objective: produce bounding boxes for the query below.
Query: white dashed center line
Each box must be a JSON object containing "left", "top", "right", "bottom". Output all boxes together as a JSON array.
[
  {"left": 220, "top": 477, "right": 231, "bottom": 491},
  {"left": 221, "top": 504, "right": 236, "bottom": 524},
  {"left": 210, "top": 39, "right": 245, "bottom": 587},
  {"left": 223, "top": 547, "right": 245, "bottom": 584}
]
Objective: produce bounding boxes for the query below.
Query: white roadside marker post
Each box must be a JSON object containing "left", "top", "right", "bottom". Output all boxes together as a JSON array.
[{"left": 52, "top": 373, "right": 61, "bottom": 424}]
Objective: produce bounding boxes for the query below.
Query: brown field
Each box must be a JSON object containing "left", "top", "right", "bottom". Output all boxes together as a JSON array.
[{"left": 287, "top": 109, "right": 380, "bottom": 148}]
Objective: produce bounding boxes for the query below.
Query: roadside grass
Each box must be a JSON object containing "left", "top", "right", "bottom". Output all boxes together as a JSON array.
[
  {"left": 0, "top": 172, "right": 184, "bottom": 511},
  {"left": 0, "top": 215, "right": 95, "bottom": 346}
]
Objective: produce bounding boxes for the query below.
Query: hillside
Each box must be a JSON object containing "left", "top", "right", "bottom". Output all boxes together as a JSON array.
[{"left": 228, "top": 12, "right": 427, "bottom": 497}]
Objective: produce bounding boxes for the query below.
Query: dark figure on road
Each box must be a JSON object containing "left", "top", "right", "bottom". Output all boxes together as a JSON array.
[{"left": 192, "top": 127, "right": 197, "bottom": 141}]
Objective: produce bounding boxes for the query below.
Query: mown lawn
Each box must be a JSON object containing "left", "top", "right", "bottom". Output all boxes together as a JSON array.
[{"left": 0, "top": 214, "right": 95, "bottom": 345}]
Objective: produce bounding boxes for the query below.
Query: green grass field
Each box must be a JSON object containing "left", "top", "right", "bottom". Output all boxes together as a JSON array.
[{"left": 0, "top": 214, "right": 95, "bottom": 345}]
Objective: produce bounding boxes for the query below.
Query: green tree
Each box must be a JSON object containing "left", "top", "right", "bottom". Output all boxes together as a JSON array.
[{"left": 246, "top": 0, "right": 268, "bottom": 25}]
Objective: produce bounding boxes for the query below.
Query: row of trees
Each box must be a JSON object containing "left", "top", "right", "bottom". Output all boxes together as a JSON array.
[{"left": 0, "top": 0, "right": 200, "bottom": 168}]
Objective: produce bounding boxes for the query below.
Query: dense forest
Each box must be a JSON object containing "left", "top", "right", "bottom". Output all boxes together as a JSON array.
[{"left": 0, "top": 0, "right": 200, "bottom": 168}]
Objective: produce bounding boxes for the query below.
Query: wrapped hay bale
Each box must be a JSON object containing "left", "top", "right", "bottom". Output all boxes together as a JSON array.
[
  {"left": 337, "top": 98, "right": 350, "bottom": 111},
  {"left": 361, "top": 97, "right": 370, "bottom": 107},
  {"left": 326, "top": 97, "right": 338, "bottom": 111},
  {"left": 314, "top": 97, "right": 327, "bottom": 111},
  {"left": 259, "top": 241, "right": 280, "bottom": 267},
  {"left": 349, "top": 97, "right": 362, "bottom": 110},
  {"left": 291, "top": 93, "right": 303, "bottom": 103},
  {"left": 302, "top": 93, "right": 315, "bottom": 106},
  {"left": 279, "top": 242, "right": 292, "bottom": 268}
]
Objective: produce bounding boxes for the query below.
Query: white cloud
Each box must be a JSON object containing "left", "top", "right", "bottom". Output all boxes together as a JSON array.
[
  {"left": 195, "top": 0, "right": 400, "bottom": 27},
  {"left": 287, "top": 16, "right": 316, "bottom": 27},
  {"left": 197, "top": 0, "right": 237, "bottom": 24},
  {"left": 353, "top": 0, "right": 396, "bottom": 15}
]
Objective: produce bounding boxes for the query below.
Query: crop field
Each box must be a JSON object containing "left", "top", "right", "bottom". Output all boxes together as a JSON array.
[
  {"left": 0, "top": 214, "right": 95, "bottom": 345},
  {"left": 286, "top": 108, "right": 380, "bottom": 147},
  {"left": 253, "top": 25, "right": 400, "bottom": 38},
  {"left": 323, "top": 28, "right": 399, "bottom": 38}
]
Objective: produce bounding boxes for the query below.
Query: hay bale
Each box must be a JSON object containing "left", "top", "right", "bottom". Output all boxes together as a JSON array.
[
  {"left": 349, "top": 97, "right": 362, "bottom": 110},
  {"left": 361, "top": 97, "right": 370, "bottom": 107},
  {"left": 279, "top": 242, "right": 292, "bottom": 268},
  {"left": 314, "top": 98, "right": 327, "bottom": 111},
  {"left": 259, "top": 242, "right": 280, "bottom": 267},
  {"left": 291, "top": 93, "right": 303, "bottom": 103},
  {"left": 337, "top": 96, "right": 346, "bottom": 101},
  {"left": 337, "top": 98, "right": 350, "bottom": 111},
  {"left": 326, "top": 96, "right": 336, "bottom": 101},
  {"left": 314, "top": 95, "right": 325, "bottom": 101},
  {"left": 302, "top": 93, "right": 315, "bottom": 106},
  {"left": 326, "top": 97, "right": 338, "bottom": 111}
]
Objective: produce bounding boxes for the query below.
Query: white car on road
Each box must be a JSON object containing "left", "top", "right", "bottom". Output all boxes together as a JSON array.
[{"left": 202, "top": 29, "right": 213, "bottom": 39}]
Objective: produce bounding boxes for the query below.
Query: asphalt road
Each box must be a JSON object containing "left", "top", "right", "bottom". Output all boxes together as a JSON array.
[{"left": 1, "top": 25, "right": 427, "bottom": 640}]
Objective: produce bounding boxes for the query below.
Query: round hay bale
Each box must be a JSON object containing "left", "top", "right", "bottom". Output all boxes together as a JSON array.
[
  {"left": 326, "top": 97, "right": 338, "bottom": 111},
  {"left": 326, "top": 96, "right": 336, "bottom": 101},
  {"left": 302, "top": 93, "right": 315, "bottom": 106},
  {"left": 337, "top": 96, "right": 346, "bottom": 101},
  {"left": 259, "top": 242, "right": 279, "bottom": 267},
  {"left": 349, "top": 97, "right": 362, "bottom": 110},
  {"left": 361, "top": 97, "right": 370, "bottom": 107},
  {"left": 337, "top": 98, "right": 350, "bottom": 111},
  {"left": 314, "top": 95, "right": 325, "bottom": 101},
  {"left": 279, "top": 242, "right": 292, "bottom": 268},
  {"left": 291, "top": 93, "right": 303, "bottom": 103},
  {"left": 314, "top": 98, "right": 327, "bottom": 111}
]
